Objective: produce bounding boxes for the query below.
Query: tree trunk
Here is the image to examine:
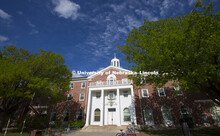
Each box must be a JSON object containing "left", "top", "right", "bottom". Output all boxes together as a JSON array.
[{"left": 0, "top": 111, "right": 8, "bottom": 133}]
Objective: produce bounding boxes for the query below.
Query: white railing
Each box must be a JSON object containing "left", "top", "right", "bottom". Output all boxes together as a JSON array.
[{"left": 89, "top": 80, "right": 132, "bottom": 87}]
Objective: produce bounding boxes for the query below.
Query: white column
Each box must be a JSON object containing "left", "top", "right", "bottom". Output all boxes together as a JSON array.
[
  {"left": 130, "top": 87, "right": 137, "bottom": 125},
  {"left": 85, "top": 89, "right": 92, "bottom": 126},
  {"left": 100, "top": 89, "right": 104, "bottom": 126},
  {"left": 116, "top": 88, "right": 121, "bottom": 126}
]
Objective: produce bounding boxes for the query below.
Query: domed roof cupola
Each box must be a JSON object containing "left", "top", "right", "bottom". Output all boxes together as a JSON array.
[{"left": 111, "top": 53, "right": 120, "bottom": 67}]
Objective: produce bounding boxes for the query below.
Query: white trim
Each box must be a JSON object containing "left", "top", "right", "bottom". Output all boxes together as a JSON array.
[
  {"left": 174, "top": 86, "right": 183, "bottom": 96},
  {"left": 81, "top": 82, "right": 86, "bottom": 88},
  {"left": 142, "top": 89, "right": 149, "bottom": 97},
  {"left": 85, "top": 90, "right": 92, "bottom": 126},
  {"left": 158, "top": 88, "right": 166, "bottom": 97},
  {"left": 79, "top": 93, "right": 85, "bottom": 101}
]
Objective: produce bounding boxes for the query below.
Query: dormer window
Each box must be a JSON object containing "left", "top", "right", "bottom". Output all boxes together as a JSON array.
[{"left": 107, "top": 74, "right": 116, "bottom": 85}]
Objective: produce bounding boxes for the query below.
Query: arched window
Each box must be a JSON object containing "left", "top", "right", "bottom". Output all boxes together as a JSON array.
[
  {"left": 161, "top": 106, "right": 173, "bottom": 126},
  {"left": 107, "top": 74, "right": 116, "bottom": 85},
  {"left": 124, "top": 108, "right": 131, "bottom": 122},
  {"left": 94, "top": 109, "right": 100, "bottom": 121},
  {"left": 76, "top": 109, "right": 83, "bottom": 120},
  {"left": 50, "top": 110, "right": 57, "bottom": 122},
  {"left": 210, "top": 106, "right": 220, "bottom": 124},
  {"left": 180, "top": 105, "right": 190, "bottom": 115},
  {"left": 63, "top": 109, "right": 70, "bottom": 122},
  {"left": 144, "top": 106, "right": 154, "bottom": 126}
]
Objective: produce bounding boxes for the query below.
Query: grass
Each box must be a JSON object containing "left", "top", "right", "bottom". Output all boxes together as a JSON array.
[
  {"left": 142, "top": 128, "right": 220, "bottom": 136},
  {"left": 1, "top": 129, "right": 44, "bottom": 136}
]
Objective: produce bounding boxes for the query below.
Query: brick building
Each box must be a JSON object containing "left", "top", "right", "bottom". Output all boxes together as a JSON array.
[{"left": 49, "top": 56, "right": 220, "bottom": 127}]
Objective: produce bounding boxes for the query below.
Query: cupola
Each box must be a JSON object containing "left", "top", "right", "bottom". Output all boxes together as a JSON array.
[{"left": 111, "top": 54, "right": 120, "bottom": 67}]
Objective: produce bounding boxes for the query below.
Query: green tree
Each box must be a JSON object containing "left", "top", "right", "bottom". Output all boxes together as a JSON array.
[
  {"left": 0, "top": 45, "right": 72, "bottom": 132},
  {"left": 118, "top": 1, "right": 220, "bottom": 104}
]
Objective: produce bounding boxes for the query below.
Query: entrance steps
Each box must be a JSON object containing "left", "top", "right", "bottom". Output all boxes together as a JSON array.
[{"left": 81, "top": 125, "right": 129, "bottom": 132}]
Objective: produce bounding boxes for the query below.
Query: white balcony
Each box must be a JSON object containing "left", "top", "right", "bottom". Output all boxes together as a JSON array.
[{"left": 89, "top": 80, "right": 132, "bottom": 87}]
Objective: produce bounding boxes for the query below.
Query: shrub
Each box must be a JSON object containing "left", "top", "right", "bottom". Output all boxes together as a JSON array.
[
  {"left": 70, "top": 120, "right": 85, "bottom": 128},
  {"left": 17, "top": 115, "right": 49, "bottom": 130}
]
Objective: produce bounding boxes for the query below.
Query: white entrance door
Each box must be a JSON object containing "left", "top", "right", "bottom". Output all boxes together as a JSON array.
[{"left": 108, "top": 108, "right": 116, "bottom": 125}]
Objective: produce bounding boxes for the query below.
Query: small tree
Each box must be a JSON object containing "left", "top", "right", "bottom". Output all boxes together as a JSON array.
[
  {"left": 118, "top": 0, "right": 220, "bottom": 104},
  {"left": 0, "top": 45, "right": 72, "bottom": 132}
]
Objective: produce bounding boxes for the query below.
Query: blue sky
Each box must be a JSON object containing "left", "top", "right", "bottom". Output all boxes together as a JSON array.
[{"left": 0, "top": 0, "right": 219, "bottom": 72}]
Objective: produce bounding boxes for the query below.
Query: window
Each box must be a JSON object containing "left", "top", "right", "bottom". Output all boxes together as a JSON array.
[
  {"left": 174, "top": 86, "right": 183, "bottom": 96},
  {"left": 50, "top": 110, "right": 57, "bottom": 122},
  {"left": 144, "top": 107, "right": 154, "bottom": 126},
  {"left": 70, "top": 83, "right": 74, "bottom": 89},
  {"left": 124, "top": 108, "right": 131, "bottom": 122},
  {"left": 63, "top": 109, "right": 70, "bottom": 122},
  {"left": 123, "top": 91, "right": 128, "bottom": 97},
  {"left": 161, "top": 106, "right": 173, "bottom": 126},
  {"left": 107, "top": 74, "right": 116, "bottom": 85},
  {"left": 142, "top": 89, "right": 149, "bottom": 97},
  {"left": 96, "top": 92, "right": 101, "bottom": 98},
  {"left": 79, "top": 93, "right": 85, "bottom": 101},
  {"left": 67, "top": 93, "right": 72, "bottom": 100},
  {"left": 94, "top": 109, "right": 100, "bottom": 121},
  {"left": 210, "top": 106, "right": 220, "bottom": 124},
  {"left": 180, "top": 105, "right": 190, "bottom": 115},
  {"left": 96, "top": 80, "right": 102, "bottom": 86},
  {"left": 108, "top": 91, "right": 115, "bottom": 100},
  {"left": 122, "top": 78, "right": 128, "bottom": 84},
  {"left": 81, "top": 82, "right": 86, "bottom": 88},
  {"left": 158, "top": 88, "right": 166, "bottom": 96},
  {"left": 202, "top": 115, "right": 209, "bottom": 123},
  {"left": 76, "top": 109, "right": 83, "bottom": 120}
]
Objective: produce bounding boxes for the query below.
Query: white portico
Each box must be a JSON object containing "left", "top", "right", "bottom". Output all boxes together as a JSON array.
[{"left": 85, "top": 56, "right": 137, "bottom": 126}]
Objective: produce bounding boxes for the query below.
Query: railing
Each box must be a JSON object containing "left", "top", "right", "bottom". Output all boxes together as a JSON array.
[{"left": 89, "top": 80, "right": 132, "bottom": 87}]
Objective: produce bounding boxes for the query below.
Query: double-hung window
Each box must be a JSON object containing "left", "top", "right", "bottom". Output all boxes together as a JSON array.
[
  {"left": 81, "top": 82, "right": 86, "bottom": 88},
  {"left": 79, "top": 93, "right": 85, "bottom": 101},
  {"left": 158, "top": 88, "right": 166, "bottom": 96},
  {"left": 142, "top": 89, "right": 149, "bottom": 97},
  {"left": 174, "top": 86, "right": 183, "bottom": 96}
]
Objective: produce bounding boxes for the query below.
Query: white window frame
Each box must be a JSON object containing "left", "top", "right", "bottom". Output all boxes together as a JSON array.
[
  {"left": 122, "top": 78, "right": 128, "bottom": 84},
  {"left": 158, "top": 88, "right": 166, "bottom": 97},
  {"left": 96, "top": 80, "right": 102, "bottom": 86},
  {"left": 79, "top": 93, "right": 85, "bottom": 101},
  {"left": 142, "top": 89, "right": 149, "bottom": 97},
  {"left": 81, "top": 82, "right": 86, "bottom": 88},
  {"left": 174, "top": 86, "right": 183, "bottom": 96},
  {"left": 70, "top": 83, "right": 74, "bottom": 89},
  {"left": 67, "top": 93, "right": 72, "bottom": 100}
]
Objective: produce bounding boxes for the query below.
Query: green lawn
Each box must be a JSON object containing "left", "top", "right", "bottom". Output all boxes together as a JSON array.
[{"left": 142, "top": 128, "right": 220, "bottom": 136}]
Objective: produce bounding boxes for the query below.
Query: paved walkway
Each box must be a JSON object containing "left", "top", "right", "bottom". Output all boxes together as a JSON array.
[{"left": 62, "top": 126, "right": 140, "bottom": 136}]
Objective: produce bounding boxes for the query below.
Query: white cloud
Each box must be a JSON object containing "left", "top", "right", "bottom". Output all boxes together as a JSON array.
[
  {"left": 135, "top": 9, "right": 159, "bottom": 21},
  {"left": 0, "top": 35, "right": 9, "bottom": 42},
  {"left": 0, "top": 9, "right": 11, "bottom": 20},
  {"left": 188, "top": 0, "right": 197, "bottom": 6},
  {"left": 27, "top": 20, "right": 36, "bottom": 28},
  {"left": 29, "top": 29, "right": 39, "bottom": 35},
  {"left": 52, "top": 0, "right": 80, "bottom": 20}
]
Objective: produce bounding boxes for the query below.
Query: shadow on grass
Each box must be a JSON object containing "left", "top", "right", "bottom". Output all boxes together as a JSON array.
[{"left": 142, "top": 128, "right": 220, "bottom": 136}]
